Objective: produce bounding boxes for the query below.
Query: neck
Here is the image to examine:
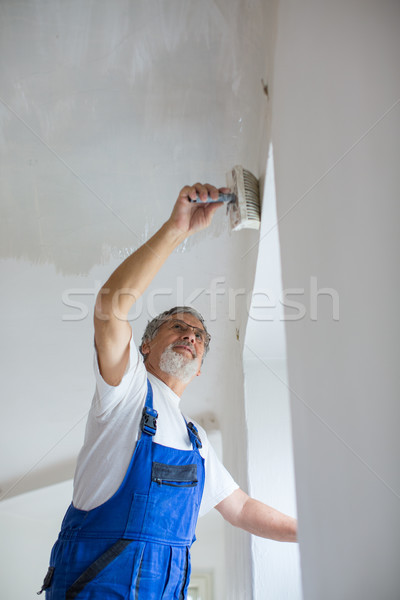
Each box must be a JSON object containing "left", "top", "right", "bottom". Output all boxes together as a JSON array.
[{"left": 145, "top": 362, "right": 188, "bottom": 397}]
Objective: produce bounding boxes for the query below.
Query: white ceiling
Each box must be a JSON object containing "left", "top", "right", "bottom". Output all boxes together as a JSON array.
[{"left": 0, "top": 0, "right": 283, "bottom": 501}]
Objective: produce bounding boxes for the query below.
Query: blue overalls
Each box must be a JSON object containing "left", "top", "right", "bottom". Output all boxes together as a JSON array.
[{"left": 39, "top": 380, "right": 205, "bottom": 599}]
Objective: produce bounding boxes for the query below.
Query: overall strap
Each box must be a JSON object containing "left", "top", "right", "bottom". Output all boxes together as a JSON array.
[
  {"left": 185, "top": 419, "right": 203, "bottom": 451},
  {"left": 140, "top": 379, "right": 158, "bottom": 438}
]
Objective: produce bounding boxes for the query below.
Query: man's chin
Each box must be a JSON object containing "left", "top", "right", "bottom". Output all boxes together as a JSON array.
[
  {"left": 159, "top": 345, "right": 199, "bottom": 383},
  {"left": 173, "top": 347, "right": 195, "bottom": 360}
]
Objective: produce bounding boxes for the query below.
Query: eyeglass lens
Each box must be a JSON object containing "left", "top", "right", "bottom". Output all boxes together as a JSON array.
[{"left": 169, "top": 319, "right": 209, "bottom": 344}]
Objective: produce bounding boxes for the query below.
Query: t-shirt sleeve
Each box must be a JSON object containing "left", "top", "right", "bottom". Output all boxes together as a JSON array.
[
  {"left": 92, "top": 329, "right": 147, "bottom": 418},
  {"left": 199, "top": 437, "right": 239, "bottom": 517}
]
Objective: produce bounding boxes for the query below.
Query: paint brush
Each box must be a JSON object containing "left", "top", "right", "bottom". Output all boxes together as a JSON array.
[{"left": 190, "top": 166, "right": 261, "bottom": 230}]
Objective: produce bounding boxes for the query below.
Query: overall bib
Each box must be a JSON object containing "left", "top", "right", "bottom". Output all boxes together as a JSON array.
[{"left": 39, "top": 380, "right": 205, "bottom": 600}]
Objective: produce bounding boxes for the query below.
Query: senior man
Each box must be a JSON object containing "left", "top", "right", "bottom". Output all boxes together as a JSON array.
[{"left": 39, "top": 183, "right": 297, "bottom": 599}]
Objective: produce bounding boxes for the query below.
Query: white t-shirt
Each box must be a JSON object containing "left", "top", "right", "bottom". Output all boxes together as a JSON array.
[{"left": 72, "top": 334, "right": 238, "bottom": 517}]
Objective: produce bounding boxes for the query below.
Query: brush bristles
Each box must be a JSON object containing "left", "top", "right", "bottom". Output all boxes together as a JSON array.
[
  {"left": 227, "top": 165, "right": 261, "bottom": 231},
  {"left": 242, "top": 169, "right": 260, "bottom": 221}
]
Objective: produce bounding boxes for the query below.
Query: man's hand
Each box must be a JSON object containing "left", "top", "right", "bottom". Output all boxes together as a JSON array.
[{"left": 167, "top": 183, "right": 231, "bottom": 237}]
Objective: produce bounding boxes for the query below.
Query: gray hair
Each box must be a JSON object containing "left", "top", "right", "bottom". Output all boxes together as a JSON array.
[{"left": 139, "top": 306, "right": 210, "bottom": 362}]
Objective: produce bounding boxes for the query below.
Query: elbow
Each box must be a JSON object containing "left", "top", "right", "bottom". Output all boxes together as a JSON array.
[
  {"left": 215, "top": 489, "right": 250, "bottom": 528},
  {"left": 95, "top": 283, "right": 141, "bottom": 324}
]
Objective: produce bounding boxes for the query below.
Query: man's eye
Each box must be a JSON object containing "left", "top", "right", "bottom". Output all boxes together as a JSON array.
[
  {"left": 195, "top": 332, "right": 203, "bottom": 340},
  {"left": 173, "top": 323, "right": 183, "bottom": 330}
]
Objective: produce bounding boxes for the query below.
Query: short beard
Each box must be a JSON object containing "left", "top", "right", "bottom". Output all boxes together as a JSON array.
[{"left": 159, "top": 343, "right": 199, "bottom": 383}]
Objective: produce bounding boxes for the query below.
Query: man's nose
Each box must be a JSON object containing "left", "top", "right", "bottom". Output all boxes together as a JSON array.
[{"left": 183, "top": 331, "right": 196, "bottom": 343}]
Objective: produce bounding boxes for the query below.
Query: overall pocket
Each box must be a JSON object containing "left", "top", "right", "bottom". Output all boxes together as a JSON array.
[
  {"left": 142, "top": 462, "right": 200, "bottom": 542},
  {"left": 151, "top": 462, "right": 198, "bottom": 488}
]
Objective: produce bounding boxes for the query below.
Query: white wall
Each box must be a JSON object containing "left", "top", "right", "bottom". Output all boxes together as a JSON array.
[
  {"left": 271, "top": 1, "right": 400, "bottom": 598},
  {"left": 0, "top": 481, "right": 72, "bottom": 600},
  {"left": 244, "top": 359, "right": 301, "bottom": 600},
  {"left": 192, "top": 509, "right": 226, "bottom": 599},
  {"left": 244, "top": 143, "right": 302, "bottom": 598}
]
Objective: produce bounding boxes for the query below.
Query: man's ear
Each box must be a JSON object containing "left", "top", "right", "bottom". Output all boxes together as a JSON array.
[{"left": 141, "top": 341, "right": 150, "bottom": 357}]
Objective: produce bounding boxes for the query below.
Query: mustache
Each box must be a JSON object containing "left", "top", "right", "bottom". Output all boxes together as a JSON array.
[{"left": 171, "top": 341, "right": 197, "bottom": 358}]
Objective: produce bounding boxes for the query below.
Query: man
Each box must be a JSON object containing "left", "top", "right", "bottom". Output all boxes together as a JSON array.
[{"left": 39, "top": 182, "right": 297, "bottom": 599}]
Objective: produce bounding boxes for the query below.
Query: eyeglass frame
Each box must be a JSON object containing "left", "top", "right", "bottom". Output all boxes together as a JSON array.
[{"left": 159, "top": 318, "right": 211, "bottom": 347}]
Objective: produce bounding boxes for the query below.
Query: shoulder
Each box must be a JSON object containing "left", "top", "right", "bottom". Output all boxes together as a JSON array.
[{"left": 92, "top": 334, "right": 148, "bottom": 418}]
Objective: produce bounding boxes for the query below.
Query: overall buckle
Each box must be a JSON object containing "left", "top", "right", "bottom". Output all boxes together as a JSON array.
[
  {"left": 140, "top": 406, "right": 158, "bottom": 436},
  {"left": 187, "top": 422, "right": 202, "bottom": 449}
]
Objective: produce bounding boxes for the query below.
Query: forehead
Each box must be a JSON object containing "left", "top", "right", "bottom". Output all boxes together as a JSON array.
[{"left": 166, "top": 313, "right": 205, "bottom": 330}]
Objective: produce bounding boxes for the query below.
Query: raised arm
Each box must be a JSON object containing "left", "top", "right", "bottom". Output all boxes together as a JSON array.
[
  {"left": 216, "top": 489, "right": 298, "bottom": 543},
  {"left": 94, "top": 183, "right": 228, "bottom": 386}
]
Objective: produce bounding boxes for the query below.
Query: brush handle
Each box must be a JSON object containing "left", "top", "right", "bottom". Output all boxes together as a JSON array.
[{"left": 189, "top": 193, "right": 235, "bottom": 204}]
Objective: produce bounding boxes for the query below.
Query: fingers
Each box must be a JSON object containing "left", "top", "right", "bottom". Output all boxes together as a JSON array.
[
  {"left": 178, "top": 183, "right": 231, "bottom": 203},
  {"left": 178, "top": 185, "right": 198, "bottom": 202}
]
